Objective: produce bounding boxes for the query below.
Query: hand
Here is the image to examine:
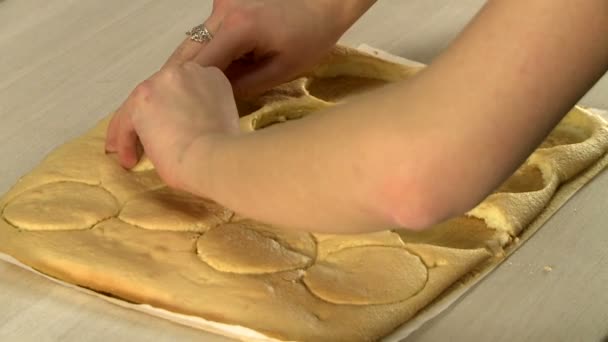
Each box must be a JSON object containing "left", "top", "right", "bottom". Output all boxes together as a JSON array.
[
  {"left": 166, "top": 0, "right": 376, "bottom": 97},
  {"left": 105, "top": 63, "right": 239, "bottom": 190},
  {"left": 105, "top": 0, "right": 375, "bottom": 186}
]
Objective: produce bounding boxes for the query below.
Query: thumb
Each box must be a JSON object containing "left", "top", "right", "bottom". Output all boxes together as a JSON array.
[
  {"left": 192, "top": 23, "right": 257, "bottom": 70},
  {"left": 230, "top": 59, "right": 294, "bottom": 98}
]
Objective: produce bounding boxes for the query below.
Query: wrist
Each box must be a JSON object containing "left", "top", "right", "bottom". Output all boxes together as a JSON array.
[{"left": 175, "top": 134, "right": 225, "bottom": 198}]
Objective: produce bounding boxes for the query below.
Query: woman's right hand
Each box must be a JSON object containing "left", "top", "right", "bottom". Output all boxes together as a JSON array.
[{"left": 165, "top": 0, "right": 377, "bottom": 97}]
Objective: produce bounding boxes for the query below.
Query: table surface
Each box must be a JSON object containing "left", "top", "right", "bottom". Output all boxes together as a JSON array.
[{"left": 1, "top": 1, "right": 607, "bottom": 341}]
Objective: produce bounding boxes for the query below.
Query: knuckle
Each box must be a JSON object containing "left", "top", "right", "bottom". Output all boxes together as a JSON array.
[
  {"left": 224, "top": 7, "right": 256, "bottom": 29},
  {"left": 129, "top": 111, "right": 142, "bottom": 129},
  {"left": 133, "top": 80, "right": 153, "bottom": 100},
  {"left": 159, "top": 65, "right": 183, "bottom": 83},
  {"left": 182, "top": 61, "right": 201, "bottom": 72}
]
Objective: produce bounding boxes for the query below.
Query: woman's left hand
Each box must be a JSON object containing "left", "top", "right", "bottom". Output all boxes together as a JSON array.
[{"left": 105, "top": 62, "right": 239, "bottom": 190}]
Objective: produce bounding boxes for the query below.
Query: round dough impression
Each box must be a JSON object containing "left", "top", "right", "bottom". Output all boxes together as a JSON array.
[
  {"left": 197, "top": 221, "right": 315, "bottom": 274},
  {"left": 303, "top": 246, "right": 427, "bottom": 305},
  {"left": 3, "top": 182, "right": 119, "bottom": 231},
  {"left": 119, "top": 188, "right": 232, "bottom": 232}
]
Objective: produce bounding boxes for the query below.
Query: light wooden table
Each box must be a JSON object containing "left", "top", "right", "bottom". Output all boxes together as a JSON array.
[{"left": 1, "top": 1, "right": 607, "bottom": 341}]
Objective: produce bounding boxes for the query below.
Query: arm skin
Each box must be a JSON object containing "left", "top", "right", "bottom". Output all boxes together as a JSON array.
[{"left": 178, "top": 0, "right": 608, "bottom": 234}]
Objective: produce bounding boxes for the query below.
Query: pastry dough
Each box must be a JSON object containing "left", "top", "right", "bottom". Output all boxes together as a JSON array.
[
  {"left": 4, "top": 182, "right": 119, "bottom": 231},
  {"left": 120, "top": 187, "right": 232, "bottom": 232},
  {"left": 303, "top": 246, "right": 428, "bottom": 305},
  {"left": 197, "top": 220, "right": 315, "bottom": 274},
  {"left": 0, "top": 45, "right": 607, "bottom": 342}
]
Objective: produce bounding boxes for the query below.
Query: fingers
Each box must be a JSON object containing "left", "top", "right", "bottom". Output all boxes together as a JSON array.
[
  {"left": 230, "top": 58, "right": 292, "bottom": 98},
  {"left": 163, "top": 38, "right": 203, "bottom": 68},
  {"left": 164, "top": 16, "right": 223, "bottom": 68},
  {"left": 111, "top": 87, "right": 145, "bottom": 169},
  {"left": 105, "top": 95, "right": 140, "bottom": 169},
  {"left": 105, "top": 111, "right": 121, "bottom": 152},
  {"left": 116, "top": 112, "right": 140, "bottom": 169},
  {"left": 192, "top": 18, "right": 257, "bottom": 70}
]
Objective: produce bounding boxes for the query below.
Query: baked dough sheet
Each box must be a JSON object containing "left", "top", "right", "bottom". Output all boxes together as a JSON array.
[{"left": 1, "top": 45, "right": 607, "bottom": 341}]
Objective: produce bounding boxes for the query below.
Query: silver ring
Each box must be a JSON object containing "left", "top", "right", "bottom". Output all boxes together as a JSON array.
[{"left": 186, "top": 24, "right": 213, "bottom": 43}]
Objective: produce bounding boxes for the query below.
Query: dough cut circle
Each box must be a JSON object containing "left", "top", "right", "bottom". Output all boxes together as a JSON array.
[
  {"left": 196, "top": 221, "right": 314, "bottom": 274},
  {"left": 303, "top": 246, "right": 427, "bottom": 305},
  {"left": 119, "top": 187, "right": 232, "bottom": 232},
  {"left": 3, "top": 182, "right": 118, "bottom": 231}
]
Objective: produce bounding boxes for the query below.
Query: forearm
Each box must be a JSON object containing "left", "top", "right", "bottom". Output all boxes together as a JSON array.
[
  {"left": 188, "top": 89, "right": 412, "bottom": 234},
  {"left": 183, "top": 0, "right": 608, "bottom": 234},
  {"left": 188, "top": 74, "right": 477, "bottom": 234}
]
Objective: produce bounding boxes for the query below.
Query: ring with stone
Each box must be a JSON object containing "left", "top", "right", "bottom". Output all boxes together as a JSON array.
[{"left": 186, "top": 24, "right": 213, "bottom": 43}]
